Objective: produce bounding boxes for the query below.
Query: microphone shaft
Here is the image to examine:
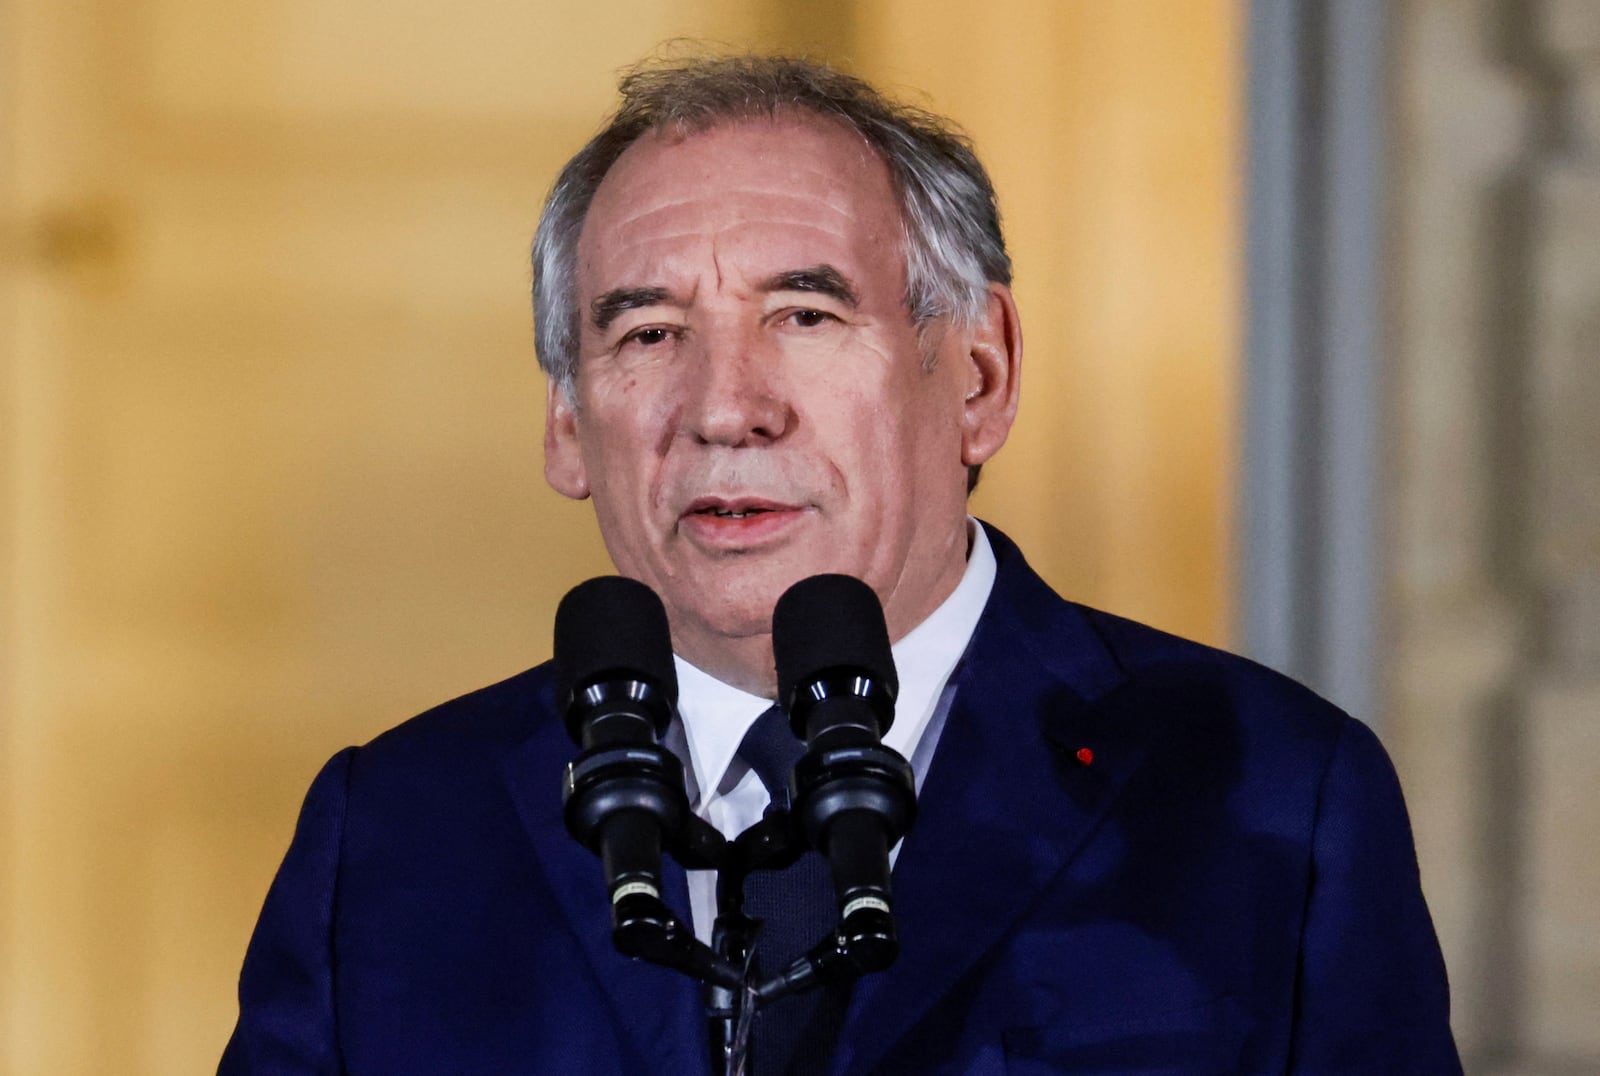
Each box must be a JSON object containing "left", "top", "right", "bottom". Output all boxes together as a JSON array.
[
  {"left": 600, "top": 808, "right": 665, "bottom": 902},
  {"left": 822, "top": 809, "right": 890, "bottom": 912}
]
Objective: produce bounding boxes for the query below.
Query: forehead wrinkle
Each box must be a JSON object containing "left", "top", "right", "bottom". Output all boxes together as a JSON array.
[
  {"left": 607, "top": 203, "right": 861, "bottom": 254},
  {"left": 597, "top": 115, "right": 894, "bottom": 221},
  {"left": 606, "top": 177, "right": 864, "bottom": 240}
]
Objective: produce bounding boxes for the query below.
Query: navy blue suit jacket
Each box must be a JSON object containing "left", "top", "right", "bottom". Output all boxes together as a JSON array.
[{"left": 222, "top": 526, "right": 1460, "bottom": 1073}]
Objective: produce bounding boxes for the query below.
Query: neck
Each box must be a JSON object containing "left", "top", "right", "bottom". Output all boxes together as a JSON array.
[{"left": 674, "top": 631, "right": 779, "bottom": 699}]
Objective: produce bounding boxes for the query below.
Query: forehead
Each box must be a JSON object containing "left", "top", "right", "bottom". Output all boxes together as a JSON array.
[{"left": 576, "top": 115, "right": 904, "bottom": 296}]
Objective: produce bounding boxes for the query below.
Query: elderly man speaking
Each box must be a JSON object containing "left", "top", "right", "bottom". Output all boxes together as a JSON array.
[{"left": 222, "top": 55, "right": 1460, "bottom": 1075}]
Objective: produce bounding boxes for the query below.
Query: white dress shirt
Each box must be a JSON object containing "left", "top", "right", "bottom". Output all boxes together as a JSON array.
[{"left": 672, "top": 521, "right": 998, "bottom": 942}]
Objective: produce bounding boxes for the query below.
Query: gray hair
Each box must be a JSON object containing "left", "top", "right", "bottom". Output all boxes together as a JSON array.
[{"left": 531, "top": 53, "right": 1012, "bottom": 395}]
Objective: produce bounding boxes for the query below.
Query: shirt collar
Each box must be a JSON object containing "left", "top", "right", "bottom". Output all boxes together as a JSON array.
[
  {"left": 674, "top": 520, "right": 997, "bottom": 807},
  {"left": 674, "top": 652, "right": 772, "bottom": 809}
]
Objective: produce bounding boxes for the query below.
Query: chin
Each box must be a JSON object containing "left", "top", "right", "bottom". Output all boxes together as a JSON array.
[
  {"left": 668, "top": 570, "right": 808, "bottom": 642},
  {"left": 679, "top": 595, "right": 779, "bottom": 643}
]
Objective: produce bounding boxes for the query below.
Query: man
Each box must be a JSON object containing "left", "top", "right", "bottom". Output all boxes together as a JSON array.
[{"left": 223, "top": 56, "right": 1460, "bottom": 1074}]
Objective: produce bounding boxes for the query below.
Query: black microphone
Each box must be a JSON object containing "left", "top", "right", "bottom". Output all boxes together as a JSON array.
[
  {"left": 771, "top": 574, "right": 917, "bottom": 980},
  {"left": 554, "top": 576, "right": 689, "bottom": 952}
]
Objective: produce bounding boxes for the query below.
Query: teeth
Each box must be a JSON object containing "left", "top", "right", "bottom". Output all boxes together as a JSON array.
[{"left": 706, "top": 507, "right": 763, "bottom": 518}]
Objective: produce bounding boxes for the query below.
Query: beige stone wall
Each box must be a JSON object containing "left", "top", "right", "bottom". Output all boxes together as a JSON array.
[{"left": 1389, "top": 2, "right": 1600, "bottom": 1070}]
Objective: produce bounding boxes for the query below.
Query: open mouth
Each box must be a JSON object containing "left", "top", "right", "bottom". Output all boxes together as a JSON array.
[
  {"left": 697, "top": 506, "right": 771, "bottom": 519},
  {"left": 681, "top": 498, "right": 801, "bottom": 535}
]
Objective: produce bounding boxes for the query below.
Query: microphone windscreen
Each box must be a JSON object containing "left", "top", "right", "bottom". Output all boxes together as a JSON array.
[
  {"left": 772, "top": 574, "right": 898, "bottom": 711},
  {"left": 553, "top": 576, "right": 678, "bottom": 711}
]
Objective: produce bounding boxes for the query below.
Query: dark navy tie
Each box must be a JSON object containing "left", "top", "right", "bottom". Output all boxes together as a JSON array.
[{"left": 737, "top": 705, "right": 848, "bottom": 1076}]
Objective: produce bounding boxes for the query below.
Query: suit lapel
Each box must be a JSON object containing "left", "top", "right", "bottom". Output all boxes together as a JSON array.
[
  {"left": 498, "top": 707, "right": 708, "bottom": 1072},
  {"left": 832, "top": 529, "right": 1154, "bottom": 1076}
]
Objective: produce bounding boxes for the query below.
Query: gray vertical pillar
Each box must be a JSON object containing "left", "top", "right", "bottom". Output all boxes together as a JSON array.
[{"left": 1242, "top": 0, "right": 1387, "bottom": 723}]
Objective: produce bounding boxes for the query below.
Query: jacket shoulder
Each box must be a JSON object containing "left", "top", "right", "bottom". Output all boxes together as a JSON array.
[
  {"left": 349, "top": 662, "right": 561, "bottom": 778},
  {"left": 1085, "top": 604, "right": 1343, "bottom": 715},
  {"left": 981, "top": 520, "right": 1352, "bottom": 749},
  {"left": 1070, "top": 601, "right": 1357, "bottom": 771}
]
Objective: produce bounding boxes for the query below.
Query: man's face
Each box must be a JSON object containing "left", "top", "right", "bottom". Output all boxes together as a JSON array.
[{"left": 545, "top": 115, "right": 1018, "bottom": 691}]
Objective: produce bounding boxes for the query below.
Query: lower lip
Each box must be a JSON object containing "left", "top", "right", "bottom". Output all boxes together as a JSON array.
[{"left": 679, "top": 508, "right": 806, "bottom": 548}]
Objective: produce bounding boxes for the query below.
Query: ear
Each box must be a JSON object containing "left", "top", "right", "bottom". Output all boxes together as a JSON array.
[
  {"left": 544, "top": 378, "right": 591, "bottom": 500},
  {"left": 958, "top": 282, "right": 1022, "bottom": 467}
]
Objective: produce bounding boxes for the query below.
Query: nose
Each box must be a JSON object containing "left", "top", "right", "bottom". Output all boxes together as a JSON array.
[{"left": 682, "top": 328, "right": 791, "bottom": 447}]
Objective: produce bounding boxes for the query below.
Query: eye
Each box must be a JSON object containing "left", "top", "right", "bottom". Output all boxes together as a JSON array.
[
  {"left": 786, "top": 309, "right": 836, "bottom": 328},
  {"left": 621, "top": 326, "right": 677, "bottom": 348}
]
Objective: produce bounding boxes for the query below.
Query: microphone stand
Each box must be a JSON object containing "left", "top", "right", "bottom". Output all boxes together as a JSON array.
[
  {"left": 704, "top": 797, "right": 910, "bottom": 1075},
  {"left": 573, "top": 787, "right": 906, "bottom": 1075},
  {"left": 561, "top": 700, "right": 900, "bottom": 1073}
]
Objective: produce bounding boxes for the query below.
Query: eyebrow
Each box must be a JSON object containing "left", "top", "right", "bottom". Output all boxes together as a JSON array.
[
  {"left": 590, "top": 286, "right": 673, "bottom": 332},
  {"left": 761, "top": 265, "right": 860, "bottom": 308},
  {"left": 588, "top": 264, "right": 860, "bottom": 332}
]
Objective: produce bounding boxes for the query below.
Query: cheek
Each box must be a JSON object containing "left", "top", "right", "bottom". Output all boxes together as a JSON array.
[
  {"left": 828, "top": 396, "right": 931, "bottom": 514},
  {"left": 604, "top": 370, "right": 680, "bottom": 441},
  {"left": 878, "top": 379, "right": 968, "bottom": 502},
  {"left": 576, "top": 396, "right": 683, "bottom": 528}
]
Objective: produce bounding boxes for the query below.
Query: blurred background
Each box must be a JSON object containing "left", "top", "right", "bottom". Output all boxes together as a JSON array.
[{"left": 1, "top": 1, "right": 1594, "bottom": 1072}]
